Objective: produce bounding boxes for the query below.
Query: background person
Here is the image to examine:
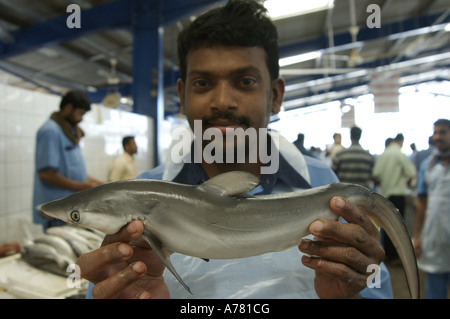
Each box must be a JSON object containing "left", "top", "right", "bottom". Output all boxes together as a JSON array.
[
  {"left": 33, "top": 90, "right": 104, "bottom": 231},
  {"left": 332, "top": 126, "right": 375, "bottom": 188},
  {"left": 373, "top": 133, "right": 416, "bottom": 263},
  {"left": 413, "top": 118, "right": 450, "bottom": 299},
  {"left": 108, "top": 136, "right": 138, "bottom": 182}
]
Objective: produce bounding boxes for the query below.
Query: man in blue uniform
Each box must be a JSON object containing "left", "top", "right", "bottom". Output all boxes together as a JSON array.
[{"left": 33, "top": 90, "right": 103, "bottom": 231}]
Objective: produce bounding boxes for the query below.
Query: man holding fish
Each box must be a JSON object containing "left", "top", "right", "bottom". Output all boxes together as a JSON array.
[{"left": 75, "top": 0, "right": 393, "bottom": 299}]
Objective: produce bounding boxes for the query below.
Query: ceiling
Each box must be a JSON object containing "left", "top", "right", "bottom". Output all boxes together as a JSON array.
[{"left": 0, "top": 0, "right": 449, "bottom": 116}]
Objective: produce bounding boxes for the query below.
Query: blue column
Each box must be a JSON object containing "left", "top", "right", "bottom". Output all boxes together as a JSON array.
[{"left": 131, "top": 0, "right": 164, "bottom": 166}]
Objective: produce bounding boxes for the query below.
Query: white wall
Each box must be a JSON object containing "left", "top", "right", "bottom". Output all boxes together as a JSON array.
[{"left": 0, "top": 83, "right": 154, "bottom": 243}]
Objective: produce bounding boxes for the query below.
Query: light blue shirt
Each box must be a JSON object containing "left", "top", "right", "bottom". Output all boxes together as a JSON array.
[
  {"left": 33, "top": 118, "right": 87, "bottom": 226},
  {"left": 416, "top": 154, "right": 450, "bottom": 273}
]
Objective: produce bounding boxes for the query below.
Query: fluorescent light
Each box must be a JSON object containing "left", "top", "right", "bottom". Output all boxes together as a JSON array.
[
  {"left": 445, "top": 23, "right": 450, "bottom": 32},
  {"left": 264, "top": 0, "right": 334, "bottom": 20},
  {"left": 279, "top": 51, "right": 321, "bottom": 67}
]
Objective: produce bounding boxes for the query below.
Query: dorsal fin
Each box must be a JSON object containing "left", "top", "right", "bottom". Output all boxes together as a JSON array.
[{"left": 197, "top": 171, "right": 260, "bottom": 197}]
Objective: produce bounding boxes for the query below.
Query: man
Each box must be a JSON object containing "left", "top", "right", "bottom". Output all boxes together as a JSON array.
[
  {"left": 108, "top": 136, "right": 138, "bottom": 181},
  {"left": 413, "top": 119, "right": 450, "bottom": 299},
  {"left": 33, "top": 90, "right": 103, "bottom": 231},
  {"left": 373, "top": 133, "right": 416, "bottom": 262},
  {"left": 332, "top": 126, "right": 375, "bottom": 188},
  {"left": 325, "top": 133, "right": 345, "bottom": 166},
  {"left": 413, "top": 136, "right": 434, "bottom": 171},
  {"left": 77, "top": 0, "right": 390, "bottom": 299},
  {"left": 293, "top": 133, "right": 313, "bottom": 157}
]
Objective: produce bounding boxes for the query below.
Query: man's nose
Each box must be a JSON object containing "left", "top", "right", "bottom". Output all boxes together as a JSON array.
[{"left": 210, "top": 81, "right": 238, "bottom": 112}]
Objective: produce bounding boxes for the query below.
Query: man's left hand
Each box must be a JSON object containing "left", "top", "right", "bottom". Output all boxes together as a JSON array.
[{"left": 299, "top": 196, "right": 385, "bottom": 299}]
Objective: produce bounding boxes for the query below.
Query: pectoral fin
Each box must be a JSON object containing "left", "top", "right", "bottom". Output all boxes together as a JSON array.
[
  {"left": 197, "top": 171, "right": 260, "bottom": 197},
  {"left": 142, "top": 229, "right": 192, "bottom": 294}
]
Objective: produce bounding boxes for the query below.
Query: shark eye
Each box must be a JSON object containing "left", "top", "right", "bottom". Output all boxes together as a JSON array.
[{"left": 70, "top": 210, "right": 80, "bottom": 222}]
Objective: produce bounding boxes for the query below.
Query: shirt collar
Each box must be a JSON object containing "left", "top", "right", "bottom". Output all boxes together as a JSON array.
[{"left": 172, "top": 152, "right": 311, "bottom": 194}]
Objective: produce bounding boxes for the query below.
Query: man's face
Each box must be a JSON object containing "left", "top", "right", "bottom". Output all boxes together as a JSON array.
[
  {"left": 66, "top": 105, "right": 86, "bottom": 126},
  {"left": 126, "top": 139, "right": 138, "bottom": 155},
  {"left": 177, "top": 45, "right": 284, "bottom": 139},
  {"left": 432, "top": 123, "right": 450, "bottom": 153}
]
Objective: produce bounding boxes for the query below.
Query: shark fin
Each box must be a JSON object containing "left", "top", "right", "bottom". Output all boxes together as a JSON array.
[
  {"left": 197, "top": 171, "right": 260, "bottom": 197},
  {"left": 142, "top": 229, "right": 192, "bottom": 295}
]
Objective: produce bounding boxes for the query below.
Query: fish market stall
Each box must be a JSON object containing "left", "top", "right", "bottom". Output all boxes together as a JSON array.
[
  {"left": 0, "top": 253, "right": 87, "bottom": 299},
  {"left": 0, "top": 225, "right": 103, "bottom": 299}
]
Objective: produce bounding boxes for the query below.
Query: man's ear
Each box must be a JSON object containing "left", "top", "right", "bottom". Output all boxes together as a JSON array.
[
  {"left": 271, "top": 78, "right": 285, "bottom": 114},
  {"left": 177, "top": 79, "right": 186, "bottom": 115},
  {"left": 60, "top": 102, "right": 74, "bottom": 115}
]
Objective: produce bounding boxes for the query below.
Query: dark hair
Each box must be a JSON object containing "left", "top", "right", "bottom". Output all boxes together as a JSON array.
[
  {"left": 385, "top": 138, "right": 393, "bottom": 147},
  {"left": 434, "top": 118, "right": 450, "bottom": 129},
  {"left": 350, "top": 126, "right": 362, "bottom": 141},
  {"left": 122, "top": 136, "right": 135, "bottom": 149},
  {"left": 394, "top": 133, "right": 404, "bottom": 141},
  {"left": 350, "top": 126, "right": 362, "bottom": 142},
  {"left": 177, "top": 0, "right": 279, "bottom": 82},
  {"left": 60, "top": 90, "right": 91, "bottom": 111}
]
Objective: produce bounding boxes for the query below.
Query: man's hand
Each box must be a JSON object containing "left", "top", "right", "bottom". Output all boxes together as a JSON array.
[
  {"left": 76, "top": 220, "right": 169, "bottom": 299},
  {"left": 299, "top": 196, "right": 385, "bottom": 299}
]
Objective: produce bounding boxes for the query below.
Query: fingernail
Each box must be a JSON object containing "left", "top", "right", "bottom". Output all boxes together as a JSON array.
[
  {"left": 127, "top": 222, "right": 137, "bottom": 233},
  {"left": 310, "top": 220, "right": 323, "bottom": 233},
  {"left": 302, "top": 255, "right": 312, "bottom": 264},
  {"left": 132, "top": 262, "right": 146, "bottom": 275},
  {"left": 335, "top": 197, "right": 345, "bottom": 209},
  {"left": 139, "top": 291, "right": 151, "bottom": 299},
  {"left": 299, "top": 239, "right": 311, "bottom": 250},
  {"left": 118, "top": 243, "right": 132, "bottom": 257}
]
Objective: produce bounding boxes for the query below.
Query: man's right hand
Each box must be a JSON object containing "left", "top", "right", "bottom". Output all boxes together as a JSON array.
[{"left": 76, "top": 220, "right": 169, "bottom": 299}]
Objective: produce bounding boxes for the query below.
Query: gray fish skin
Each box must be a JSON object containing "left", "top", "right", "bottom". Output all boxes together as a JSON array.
[
  {"left": 40, "top": 171, "right": 419, "bottom": 298},
  {"left": 35, "top": 234, "right": 78, "bottom": 261},
  {"left": 22, "top": 243, "right": 72, "bottom": 269},
  {"left": 47, "top": 226, "right": 98, "bottom": 251}
]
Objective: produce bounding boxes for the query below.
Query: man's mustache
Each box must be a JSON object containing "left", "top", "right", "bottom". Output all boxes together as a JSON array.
[{"left": 202, "top": 111, "right": 251, "bottom": 128}]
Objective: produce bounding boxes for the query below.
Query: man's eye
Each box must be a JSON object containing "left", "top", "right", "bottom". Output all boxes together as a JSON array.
[
  {"left": 240, "top": 78, "right": 256, "bottom": 86},
  {"left": 193, "top": 79, "right": 209, "bottom": 87}
]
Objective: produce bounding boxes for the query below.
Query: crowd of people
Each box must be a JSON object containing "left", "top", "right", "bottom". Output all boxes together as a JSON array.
[{"left": 295, "top": 120, "right": 449, "bottom": 299}]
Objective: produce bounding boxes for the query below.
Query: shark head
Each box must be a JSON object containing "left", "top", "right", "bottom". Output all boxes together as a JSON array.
[{"left": 40, "top": 183, "right": 139, "bottom": 234}]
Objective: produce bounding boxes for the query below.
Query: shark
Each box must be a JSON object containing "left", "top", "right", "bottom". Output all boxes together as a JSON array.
[{"left": 40, "top": 171, "right": 419, "bottom": 298}]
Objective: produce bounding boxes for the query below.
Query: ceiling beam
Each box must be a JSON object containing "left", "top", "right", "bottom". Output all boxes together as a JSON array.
[
  {"left": 0, "top": 0, "right": 224, "bottom": 60},
  {"left": 279, "top": 10, "right": 450, "bottom": 59},
  {"left": 0, "top": 60, "right": 87, "bottom": 92},
  {"left": 0, "top": 0, "right": 132, "bottom": 59}
]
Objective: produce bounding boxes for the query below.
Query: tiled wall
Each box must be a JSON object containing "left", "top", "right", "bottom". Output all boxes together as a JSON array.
[{"left": 0, "top": 83, "right": 155, "bottom": 243}]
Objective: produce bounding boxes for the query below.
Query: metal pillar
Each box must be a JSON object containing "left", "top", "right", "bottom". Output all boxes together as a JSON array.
[{"left": 131, "top": 0, "right": 164, "bottom": 166}]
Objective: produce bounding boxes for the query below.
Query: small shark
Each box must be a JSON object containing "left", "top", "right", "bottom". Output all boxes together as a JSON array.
[{"left": 40, "top": 171, "right": 419, "bottom": 298}]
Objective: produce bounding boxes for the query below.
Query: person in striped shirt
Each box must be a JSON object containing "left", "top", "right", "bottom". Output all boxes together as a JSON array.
[{"left": 332, "top": 126, "right": 375, "bottom": 189}]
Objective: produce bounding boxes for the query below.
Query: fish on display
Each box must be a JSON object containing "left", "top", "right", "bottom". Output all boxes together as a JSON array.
[
  {"left": 34, "top": 234, "right": 78, "bottom": 261},
  {"left": 22, "top": 242, "right": 73, "bottom": 276},
  {"left": 46, "top": 226, "right": 100, "bottom": 257},
  {"left": 40, "top": 171, "right": 420, "bottom": 298}
]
